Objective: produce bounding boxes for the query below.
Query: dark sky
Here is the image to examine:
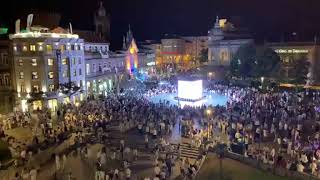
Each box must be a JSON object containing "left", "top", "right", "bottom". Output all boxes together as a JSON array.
[{"left": 2, "top": 0, "right": 320, "bottom": 49}]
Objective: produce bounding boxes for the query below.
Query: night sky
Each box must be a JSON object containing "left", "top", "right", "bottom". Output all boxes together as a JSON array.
[{"left": 2, "top": 0, "right": 320, "bottom": 49}]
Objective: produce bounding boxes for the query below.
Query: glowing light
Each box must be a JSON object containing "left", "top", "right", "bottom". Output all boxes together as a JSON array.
[
  {"left": 9, "top": 32, "right": 79, "bottom": 39},
  {"left": 178, "top": 80, "right": 203, "bottom": 100},
  {"left": 21, "top": 100, "right": 28, "bottom": 112},
  {"left": 219, "top": 19, "right": 227, "bottom": 28},
  {"left": 275, "top": 49, "right": 309, "bottom": 54},
  {"left": 147, "top": 61, "right": 156, "bottom": 66},
  {"left": 42, "top": 86, "right": 47, "bottom": 93},
  {"left": 130, "top": 47, "right": 135, "bottom": 54}
]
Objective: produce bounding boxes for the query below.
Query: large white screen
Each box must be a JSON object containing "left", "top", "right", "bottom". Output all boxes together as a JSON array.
[{"left": 178, "top": 80, "right": 203, "bottom": 100}]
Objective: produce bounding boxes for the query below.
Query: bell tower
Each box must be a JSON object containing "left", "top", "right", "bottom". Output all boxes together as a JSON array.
[{"left": 94, "top": 1, "right": 110, "bottom": 41}]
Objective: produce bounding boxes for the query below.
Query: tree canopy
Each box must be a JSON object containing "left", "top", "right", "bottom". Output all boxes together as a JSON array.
[
  {"left": 199, "top": 48, "right": 208, "bottom": 63},
  {"left": 290, "top": 55, "right": 310, "bottom": 84},
  {"left": 230, "top": 44, "right": 280, "bottom": 79}
]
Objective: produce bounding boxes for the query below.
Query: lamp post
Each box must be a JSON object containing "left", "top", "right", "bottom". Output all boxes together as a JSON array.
[
  {"left": 260, "top": 77, "right": 265, "bottom": 91},
  {"left": 206, "top": 109, "right": 213, "bottom": 139}
]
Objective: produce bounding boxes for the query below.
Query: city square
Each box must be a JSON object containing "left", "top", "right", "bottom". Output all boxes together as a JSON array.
[{"left": 0, "top": 0, "right": 319, "bottom": 180}]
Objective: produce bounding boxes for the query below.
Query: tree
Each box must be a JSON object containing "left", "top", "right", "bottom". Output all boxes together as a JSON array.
[
  {"left": 291, "top": 56, "right": 310, "bottom": 84},
  {"left": 230, "top": 44, "right": 280, "bottom": 79},
  {"left": 255, "top": 46, "right": 281, "bottom": 78},
  {"left": 199, "top": 48, "right": 208, "bottom": 63},
  {"left": 230, "top": 44, "right": 257, "bottom": 78}
]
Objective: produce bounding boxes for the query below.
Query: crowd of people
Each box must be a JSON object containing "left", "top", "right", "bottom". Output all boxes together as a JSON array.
[
  {"left": 206, "top": 83, "right": 320, "bottom": 178},
  {"left": 4, "top": 77, "right": 320, "bottom": 179}
]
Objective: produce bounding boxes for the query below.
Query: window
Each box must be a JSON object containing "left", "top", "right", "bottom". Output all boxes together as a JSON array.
[
  {"left": 20, "top": 84, "right": 26, "bottom": 93},
  {"left": 30, "top": 45, "right": 36, "bottom": 51},
  {"left": 72, "top": 58, "right": 76, "bottom": 65},
  {"left": 49, "top": 84, "right": 54, "bottom": 92},
  {"left": 60, "top": 45, "right": 66, "bottom": 52},
  {"left": 19, "top": 72, "right": 24, "bottom": 79},
  {"left": 79, "top": 68, "right": 82, "bottom": 76},
  {"left": 78, "top": 58, "right": 82, "bottom": 64},
  {"left": 1, "top": 54, "right": 8, "bottom": 65},
  {"left": 22, "top": 45, "right": 27, "bottom": 51},
  {"left": 63, "top": 70, "right": 68, "bottom": 78},
  {"left": 80, "top": 80, "right": 83, "bottom": 87},
  {"left": 66, "top": 45, "right": 71, "bottom": 50},
  {"left": 4, "top": 75, "right": 10, "bottom": 86},
  {"left": 17, "top": 59, "right": 23, "bottom": 66},
  {"left": 48, "top": 72, "right": 54, "bottom": 79},
  {"left": 73, "top": 69, "right": 77, "bottom": 76},
  {"left": 32, "top": 72, "right": 38, "bottom": 79},
  {"left": 71, "top": 45, "right": 75, "bottom": 50},
  {"left": 48, "top": 58, "right": 54, "bottom": 66},
  {"left": 62, "top": 58, "right": 67, "bottom": 65},
  {"left": 31, "top": 59, "right": 37, "bottom": 66},
  {"left": 38, "top": 44, "right": 43, "bottom": 51},
  {"left": 86, "top": 64, "right": 90, "bottom": 75},
  {"left": 32, "top": 85, "right": 39, "bottom": 93},
  {"left": 46, "top": 45, "right": 53, "bottom": 53},
  {"left": 74, "top": 45, "right": 79, "bottom": 51}
]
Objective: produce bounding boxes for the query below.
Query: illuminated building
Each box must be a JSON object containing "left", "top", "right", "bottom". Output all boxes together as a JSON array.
[
  {"left": 268, "top": 42, "right": 320, "bottom": 84},
  {"left": 181, "top": 36, "right": 208, "bottom": 65},
  {"left": 10, "top": 21, "right": 85, "bottom": 111},
  {"left": 0, "top": 40, "right": 14, "bottom": 113},
  {"left": 84, "top": 42, "right": 126, "bottom": 96},
  {"left": 208, "top": 16, "right": 253, "bottom": 66}
]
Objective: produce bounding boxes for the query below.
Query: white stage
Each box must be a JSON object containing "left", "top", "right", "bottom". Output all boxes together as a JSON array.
[{"left": 177, "top": 80, "right": 203, "bottom": 102}]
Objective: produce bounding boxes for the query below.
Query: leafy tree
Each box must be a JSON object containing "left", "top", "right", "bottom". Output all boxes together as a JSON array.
[
  {"left": 230, "top": 44, "right": 257, "bottom": 78},
  {"left": 290, "top": 56, "right": 310, "bottom": 84},
  {"left": 255, "top": 46, "right": 281, "bottom": 78},
  {"left": 230, "top": 44, "right": 280, "bottom": 79},
  {"left": 199, "top": 48, "right": 208, "bottom": 63}
]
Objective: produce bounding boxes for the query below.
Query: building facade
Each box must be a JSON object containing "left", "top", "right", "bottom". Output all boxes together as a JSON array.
[
  {"left": 268, "top": 42, "right": 320, "bottom": 84},
  {"left": 181, "top": 36, "right": 208, "bottom": 62},
  {"left": 208, "top": 17, "right": 253, "bottom": 66},
  {"left": 10, "top": 27, "right": 86, "bottom": 112},
  {"left": 0, "top": 40, "right": 14, "bottom": 113}
]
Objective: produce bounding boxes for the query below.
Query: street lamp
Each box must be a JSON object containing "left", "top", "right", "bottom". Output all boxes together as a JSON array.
[
  {"left": 260, "top": 77, "right": 265, "bottom": 90},
  {"left": 206, "top": 109, "right": 212, "bottom": 139}
]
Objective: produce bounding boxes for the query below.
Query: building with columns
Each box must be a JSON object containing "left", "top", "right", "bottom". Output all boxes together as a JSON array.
[{"left": 208, "top": 17, "right": 253, "bottom": 66}]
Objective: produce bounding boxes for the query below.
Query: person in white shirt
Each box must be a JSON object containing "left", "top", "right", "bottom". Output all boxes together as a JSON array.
[
  {"left": 154, "top": 164, "right": 160, "bottom": 178},
  {"left": 311, "top": 160, "right": 317, "bottom": 175},
  {"left": 29, "top": 167, "right": 37, "bottom": 180},
  {"left": 125, "top": 168, "right": 131, "bottom": 180},
  {"left": 297, "top": 162, "right": 305, "bottom": 172},
  {"left": 55, "top": 154, "right": 60, "bottom": 171}
]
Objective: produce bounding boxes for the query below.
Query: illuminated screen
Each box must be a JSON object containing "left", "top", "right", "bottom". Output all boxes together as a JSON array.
[{"left": 178, "top": 80, "right": 203, "bottom": 100}]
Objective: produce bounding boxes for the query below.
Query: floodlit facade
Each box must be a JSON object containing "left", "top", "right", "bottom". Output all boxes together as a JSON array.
[
  {"left": 208, "top": 17, "right": 253, "bottom": 66},
  {"left": 10, "top": 27, "right": 86, "bottom": 111},
  {"left": 268, "top": 42, "right": 320, "bottom": 84}
]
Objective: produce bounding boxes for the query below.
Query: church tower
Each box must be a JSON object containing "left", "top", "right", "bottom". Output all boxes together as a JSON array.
[{"left": 94, "top": 1, "right": 111, "bottom": 41}]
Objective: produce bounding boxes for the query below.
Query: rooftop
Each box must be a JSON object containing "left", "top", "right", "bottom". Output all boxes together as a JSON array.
[{"left": 9, "top": 31, "right": 79, "bottom": 39}]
